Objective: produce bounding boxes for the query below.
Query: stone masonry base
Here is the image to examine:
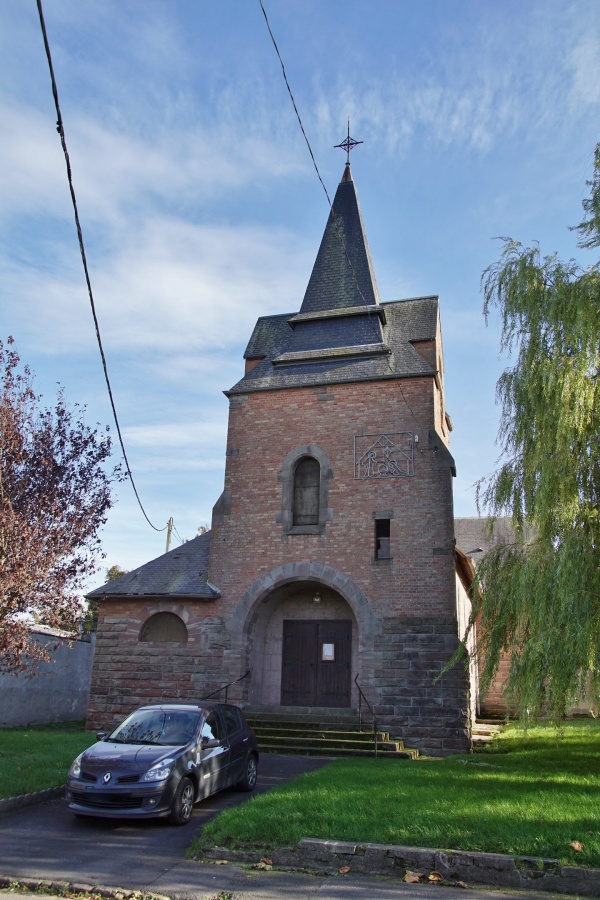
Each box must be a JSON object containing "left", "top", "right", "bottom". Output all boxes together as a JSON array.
[{"left": 203, "top": 838, "right": 600, "bottom": 896}]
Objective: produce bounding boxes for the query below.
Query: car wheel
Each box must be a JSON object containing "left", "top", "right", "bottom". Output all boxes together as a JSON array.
[
  {"left": 168, "top": 776, "right": 195, "bottom": 825},
  {"left": 236, "top": 754, "right": 258, "bottom": 792}
]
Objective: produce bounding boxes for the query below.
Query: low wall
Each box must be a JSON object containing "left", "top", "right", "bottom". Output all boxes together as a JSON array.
[{"left": 0, "top": 631, "right": 95, "bottom": 727}]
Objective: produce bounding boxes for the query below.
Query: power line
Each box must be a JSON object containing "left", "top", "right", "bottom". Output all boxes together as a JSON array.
[
  {"left": 35, "top": 0, "right": 167, "bottom": 534},
  {"left": 258, "top": 1, "right": 406, "bottom": 386}
]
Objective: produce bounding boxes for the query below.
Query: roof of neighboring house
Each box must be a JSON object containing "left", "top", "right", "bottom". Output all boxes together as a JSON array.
[
  {"left": 228, "top": 164, "right": 440, "bottom": 395},
  {"left": 86, "top": 530, "right": 220, "bottom": 601},
  {"left": 454, "top": 517, "right": 516, "bottom": 561}
]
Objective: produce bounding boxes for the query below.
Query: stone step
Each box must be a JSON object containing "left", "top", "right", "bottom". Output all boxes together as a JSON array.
[
  {"left": 254, "top": 733, "right": 405, "bottom": 752},
  {"left": 246, "top": 714, "right": 420, "bottom": 759},
  {"left": 472, "top": 720, "right": 502, "bottom": 744},
  {"left": 251, "top": 724, "right": 392, "bottom": 742},
  {"left": 258, "top": 741, "right": 420, "bottom": 760},
  {"left": 247, "top": 707, "right": 365, "bottom": 726}
]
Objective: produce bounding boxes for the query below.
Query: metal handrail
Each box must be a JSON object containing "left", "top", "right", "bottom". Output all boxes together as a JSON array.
[
  {"left": 354, "top": 673, "right": 378, "bottom": 755},
  {"left": 200, "top": 669, "right": 250, "bottom": 703}
]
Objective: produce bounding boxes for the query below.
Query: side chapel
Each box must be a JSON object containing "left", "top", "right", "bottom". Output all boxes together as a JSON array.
[{"left": 87, "top": 156, "right": 474, "bottom": 755}]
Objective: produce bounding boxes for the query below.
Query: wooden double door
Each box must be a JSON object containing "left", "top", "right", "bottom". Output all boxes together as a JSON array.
[{"left": 281, "top": 619, "right": 352, "bottom": 707}]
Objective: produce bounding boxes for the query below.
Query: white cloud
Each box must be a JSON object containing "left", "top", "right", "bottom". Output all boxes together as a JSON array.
[{"left": 569, "top": 35, "right": 600, "bottom": 107}]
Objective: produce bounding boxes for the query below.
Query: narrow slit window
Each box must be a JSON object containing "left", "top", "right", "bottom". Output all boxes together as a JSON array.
[{"left": 375, "top": 518, "right": 391, "bottom": 559}]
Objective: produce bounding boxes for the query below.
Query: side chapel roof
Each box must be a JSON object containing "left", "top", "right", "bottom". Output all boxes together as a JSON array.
[{"left": 86, "top": 530, "right": 219, "bottom": 601}]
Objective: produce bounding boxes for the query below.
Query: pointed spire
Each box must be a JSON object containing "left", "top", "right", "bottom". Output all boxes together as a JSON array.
[
  {"left": 281, "top": 163, "right": 385, "bottom": 358},
  {"left": 299, "top": 164, "right": 380, "bottom": 315}
]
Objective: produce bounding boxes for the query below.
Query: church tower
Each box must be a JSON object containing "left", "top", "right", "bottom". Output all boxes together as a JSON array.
[
  {"left": 86, "top": 155, "right": 472, "bottom": 756},
  {"left": 207, "top": 160, "right": 471, "bottom": 754}
]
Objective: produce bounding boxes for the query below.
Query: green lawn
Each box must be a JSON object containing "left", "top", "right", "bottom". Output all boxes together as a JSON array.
[
  {"left": 192, "top": 720, "right": 600, "bottom": 868},
  {"left": 0, "top": 721, "right": 93, "bottom": 799},
  {"left": 3, "top": 718, "right": 599, "bottom": 870}
]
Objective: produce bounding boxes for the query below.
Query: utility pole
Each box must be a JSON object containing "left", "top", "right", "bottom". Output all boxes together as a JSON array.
[{"left": 166, "top": 517, "right": 173, "bottom": 553}]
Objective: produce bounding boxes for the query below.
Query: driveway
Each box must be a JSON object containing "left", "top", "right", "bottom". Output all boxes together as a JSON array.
[{"left": 0, "top": 754, "right": 329, "bottom": 889}]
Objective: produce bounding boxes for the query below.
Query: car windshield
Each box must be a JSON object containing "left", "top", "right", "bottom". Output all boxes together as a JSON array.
[{"left": 109, "top": 709, "right": 201, "bottom": 746}]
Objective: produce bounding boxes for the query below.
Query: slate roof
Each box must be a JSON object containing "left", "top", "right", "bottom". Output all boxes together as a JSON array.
[
  {"left": 86, "top": 531, "right": 220, "bottom": 600},
  {"left": 454, "top": 517, "right": 516, "bottom": 562},
  {"left": 230, "top": 295, "right": 439, "bottom": 394},
  {"left": 229, "top": 163, "right": 440, "bottom": 396},
  {"left": 300, "top": 163, "right": 380, "bottom": 314}
]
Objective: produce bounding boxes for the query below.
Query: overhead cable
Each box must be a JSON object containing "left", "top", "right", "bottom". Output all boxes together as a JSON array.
[{"left": 35, "top": 0, "right": 167, "bottom": 533}]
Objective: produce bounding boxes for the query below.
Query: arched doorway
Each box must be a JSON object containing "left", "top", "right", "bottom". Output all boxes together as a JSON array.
[
  {"left": 228, "top": 562, "right": 376, "bottom": 711},
  {"left": 244, "top": 583, "right": 358, "bottom": 708}
]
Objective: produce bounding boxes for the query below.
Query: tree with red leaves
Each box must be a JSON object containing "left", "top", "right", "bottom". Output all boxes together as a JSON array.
[{"left": 0, "top": 337, "right": 121, "bottom": 674}]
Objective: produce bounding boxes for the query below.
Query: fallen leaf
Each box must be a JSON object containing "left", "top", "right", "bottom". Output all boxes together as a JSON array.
[
  {"left": 454, "top": 881, "right": 469, "bottom": 889},
  {"left": 403, "top": 871, "right": 423, "bottom": 883},
  {"left": 251, "top": 862, "right": 272, "bottom": 871},
  {"left": 428, "top": 871, "right": 445, "bottom": 883},
  {"left": 260, "top": 858, "right": 273, "bottom": 866},
  {"left": 570, "top": 841, "right": 584, "bottom": 852},
  {"left": 214, "top": 860, "right": 228, "bottom": 865},
  {"left": 338, "top": 866, "right": 351, "bottom": 875}
]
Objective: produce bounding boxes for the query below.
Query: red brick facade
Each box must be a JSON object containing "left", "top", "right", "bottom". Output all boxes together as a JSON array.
[{"left": 88, "top": 350, "right": 471, "bottom": 754}]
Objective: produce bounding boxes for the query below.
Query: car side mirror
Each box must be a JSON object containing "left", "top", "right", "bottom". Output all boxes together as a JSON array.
[
  {"left": 96, "top": 732, "right": 106, "bottom": 741},
  {"left": 201, "top": 735, "right": 220, "bottom": 749}
]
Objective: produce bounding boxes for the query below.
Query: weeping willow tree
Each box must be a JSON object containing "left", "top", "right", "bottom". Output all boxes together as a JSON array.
[{"left": 475, "top": 144, "right": 600, "bottom": 721}]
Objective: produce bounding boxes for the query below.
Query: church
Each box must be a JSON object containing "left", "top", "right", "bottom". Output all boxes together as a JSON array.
[{"left": 87, "top": 155, "right": 474, "bottom": 756}]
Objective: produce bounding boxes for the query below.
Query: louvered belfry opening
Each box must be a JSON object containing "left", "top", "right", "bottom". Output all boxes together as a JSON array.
[{"left": 292, "top": 457, "right": 320, "bottom": 525}]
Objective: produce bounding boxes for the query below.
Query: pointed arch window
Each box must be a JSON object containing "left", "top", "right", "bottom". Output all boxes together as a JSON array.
[{"left": 293, "top": 457, "right": 320, "bottom": 526}]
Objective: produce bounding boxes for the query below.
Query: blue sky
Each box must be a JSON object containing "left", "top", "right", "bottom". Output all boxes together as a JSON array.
[{"left": 1, "top": 0, "right": 599, "bottom": 585}]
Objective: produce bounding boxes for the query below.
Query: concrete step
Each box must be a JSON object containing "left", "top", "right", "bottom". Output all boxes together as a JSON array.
[{"left": 254, "top": 733, "right": 406, "bottom": 752}]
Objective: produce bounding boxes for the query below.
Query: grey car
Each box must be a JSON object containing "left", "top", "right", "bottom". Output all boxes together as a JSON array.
[{"left": 65, "top": 702, "right": 259, "bottom": 825}]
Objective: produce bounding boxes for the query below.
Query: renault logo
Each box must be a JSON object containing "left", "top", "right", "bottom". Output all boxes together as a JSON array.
[{"left": 103, "top": 772, "right": 112, "bottom": 784}]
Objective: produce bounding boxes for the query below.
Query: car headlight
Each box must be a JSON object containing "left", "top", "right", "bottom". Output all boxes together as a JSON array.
[
  {"left": 141, "top": 759, "right": 173, "bottom": 783},
  {"left": 69, "top": 754, "right": 83, "bottom": 778}
]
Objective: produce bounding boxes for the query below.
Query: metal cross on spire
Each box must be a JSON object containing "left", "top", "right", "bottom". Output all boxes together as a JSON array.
[{"left": 334, "top": 120, "right": 363, "bottom": 164}]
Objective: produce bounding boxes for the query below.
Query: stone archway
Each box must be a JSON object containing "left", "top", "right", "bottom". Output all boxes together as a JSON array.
[{"left": 226, "top": 562, "right": 377, "bottom": 709}]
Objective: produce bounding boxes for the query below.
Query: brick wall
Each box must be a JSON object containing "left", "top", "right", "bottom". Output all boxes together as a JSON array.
[
  {"left": 210, "top": 377, "right": 456, "bottom": 620},
  {"left": 206, "top": 374, "right": 470, "bottom": 754}
]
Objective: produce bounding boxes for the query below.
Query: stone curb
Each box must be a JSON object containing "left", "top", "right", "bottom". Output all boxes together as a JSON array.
[
  {"left": 203, "top": 838, "right": 600, "bottom": 897},
  {"left": 0, "top": 787, "right": 64, "bottom": 816},
  {"left": 0, "top": 876, "right": 170, "bottom": 900}
]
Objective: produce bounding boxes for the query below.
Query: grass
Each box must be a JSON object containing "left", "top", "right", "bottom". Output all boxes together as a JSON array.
[
  {"left": 191, "top": 719, "right": 600, "bottom": 868},
  {"left": 0, "top": 721, "right": 93, "bottom": 799}
]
